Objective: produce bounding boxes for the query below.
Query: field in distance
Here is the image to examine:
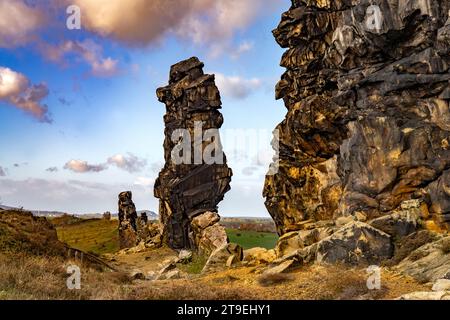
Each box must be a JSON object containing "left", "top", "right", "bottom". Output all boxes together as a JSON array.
[{"left": 54, "top": 216, "right": 278, "bottom": 255}]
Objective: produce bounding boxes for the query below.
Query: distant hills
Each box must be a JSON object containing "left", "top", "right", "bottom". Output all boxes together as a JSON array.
[{"left": 0, "top": 205, "right": 158, "bottom": 220}]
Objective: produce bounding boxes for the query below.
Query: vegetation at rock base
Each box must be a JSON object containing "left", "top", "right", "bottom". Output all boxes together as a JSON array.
[{"left": 226, "top": 229, "right": 278, "bottom": 250}]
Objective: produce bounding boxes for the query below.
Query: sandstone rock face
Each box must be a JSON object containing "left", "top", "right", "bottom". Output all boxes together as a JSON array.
[
  {"left": 264, "top": 0, "right": 450, "bottom": 235},
  {"left": 190, "top": 211, "right": 228, "bottom": 255},
  {"left": 118, "top": 191, "right": 138, "bottom": 249},
  {"left": 155, "top": 57, "right": 232, "bottom": 250}
]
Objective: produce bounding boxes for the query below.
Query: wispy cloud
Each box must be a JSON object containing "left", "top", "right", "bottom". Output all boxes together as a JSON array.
[
  {"left": 230, "top": 41, "right": 254, "bottom": 59},
  {"left": 107, "top": 153, "right": 147, "bottom": 173},
  {"left": 0, "top": 66, "right": 51, "bottom": 122},
  {"left": 40, "top": 40, "right": 119, "bottom": 77},
  {"left": 64, "top": 159, "right": 107, "bottom": 173},
  {"left": 214, "top": 73, "right": 262, "bottom": 99},
  {"left": 63, "top": 153, "right": 147, "bottom": 174}
]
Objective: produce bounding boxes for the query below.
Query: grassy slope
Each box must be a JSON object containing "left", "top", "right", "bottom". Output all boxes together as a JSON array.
[
  {"left": 56, "top": 219, "right": 119, "bottom": 255},
  {"left": 55, "top": 219, "right": 279, "bottom": 255},
  {"left": 226, "top": 228, "right": 278, "bottom": 249}
]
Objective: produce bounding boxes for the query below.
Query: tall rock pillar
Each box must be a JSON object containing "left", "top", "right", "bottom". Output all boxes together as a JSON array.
[{"left": 154, "top": 57, "right": 233, "bottom": 250}]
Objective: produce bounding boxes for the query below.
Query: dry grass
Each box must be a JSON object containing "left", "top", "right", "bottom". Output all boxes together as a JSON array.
[
  {"left": 257, "top": 273, "right": 294, "bottom": 287},
  {"left": 0, "top": 250, "right": 429, "bottom": 300}
]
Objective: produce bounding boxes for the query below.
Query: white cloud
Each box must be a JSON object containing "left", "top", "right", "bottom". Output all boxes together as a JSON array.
[
  {"left": 107, "top": 153, "right": 147, "bottom": 173},
  {"left": 0, "top": 67, "right": 51, "bottom": 122},
  {"left": 63, "top": 159, "right": 107, "bottom": 173},
  {"left": 230, "top": 41, "right": 254, "bottom": 59},
  {"left": 41, "top": 40, "right": 118, "bottom": 77},
  {"left": 0, "top": 0, "right": 46, "bottom": 48},
  {"left": 215, "top": 73, "right": 262, "bottom": 99},
  {"left": 134, "top": 177, "right": 154, "bottom": 187},
  {"left": 70, "top": 0, "right": 280, "bottom": 56}
]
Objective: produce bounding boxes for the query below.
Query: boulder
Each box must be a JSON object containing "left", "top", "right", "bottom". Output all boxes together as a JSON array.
[
  {"left": 275, "top": 228, "right": 333, "bottom": 258},
  {"left": 190, "top": 211, "right": 228, "bottom": 255},
  {"left": 397, "top": 291, "right": 450, "bottom": 300},
  {"left": 432, "top": 279, "right": 450, "bottom": 292},
  {"left": 178, "top": 249, "right": 193, "bottom": 263},
  {"left": 369, "top": 202, "right": 420, "bottom": 238},
  {"left": 396, "top": 235, "right": 450, "bottom": 283},
  {"left": 263, "top": 259, "right": 294, "bottom": 275},
  {"left": 130, "top": 270, "right": 145, "bottom": 280},
  {"left": 316, "top": 222, "right": 393, "bottom": 265},
  {"left": 244, "top": 247, "right": 276, "bottom": 265},
  {"left": 202, "top": 243, "right": 243, "bottom": 274}
]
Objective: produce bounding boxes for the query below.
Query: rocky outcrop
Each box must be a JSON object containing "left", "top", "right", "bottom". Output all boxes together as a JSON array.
[
  {"left": 264, "top": 0, "right": 450, "bottom": 236},
  {"left": 118, "top": 191, "right": 162, "bottom": 250},
  {"left": 155, "top": 57, "right": 232, "bottom": 250},
  {"left": 118, "top": 191, "right": 138, "bottom": 249}
]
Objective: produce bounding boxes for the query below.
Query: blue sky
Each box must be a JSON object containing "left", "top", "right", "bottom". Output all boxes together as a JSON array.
[{"left": 0, "top": 0, "right": 289, "bottom": 216}]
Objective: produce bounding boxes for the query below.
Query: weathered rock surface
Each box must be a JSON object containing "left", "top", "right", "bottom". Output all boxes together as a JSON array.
[
  {"left": 190, "top": 211, "right": 228, "bottom": 255},
  {"left": 155, "top": 57, "right": 232, "bottom": 250},
  {"left": 397, "top": 291, "right": 450, "bottom": 300},
  {"left": 275, "top": 227, "right": 333, "bottom": 258},
  {"left": 432, "top": 279, "right": 450, "bottom": 291},
  {"left": 244, "top": 247, "right": 277, "bottom": 265},
  {"left": 368, "top": 199, "right": 421, "bottom": 238},
  {"left": 202, "top": 243, "right": 243, "bottom": 274},
  {"left": 316, "top": 222, "right": 393, "bottom": 265},
  {"left": 264, "top": 0, "right": 450, "bottom": 235},
  {"left": 272, "top": 221, "right": 393, "bottom": 267},
  {"left": 395, "top": 235, "right": 450, "bottom": 282}
]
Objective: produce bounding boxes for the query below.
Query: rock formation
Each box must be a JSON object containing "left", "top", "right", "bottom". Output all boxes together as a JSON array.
[
  {"left": 155, "top": 57, "right": 232, "bottom": 250},
  {"left": 264, "top": 0, "right": 450, "bottom": 236},
  {"left": 118, "top": 192, "right": 163, "bottom": 250},
  {"left": 118, "top": 191, "right": 138, "bottom": 249}
]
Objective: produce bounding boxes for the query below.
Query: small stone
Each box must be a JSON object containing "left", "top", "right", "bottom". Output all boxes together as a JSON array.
[
  {"left": 354, "top": 211, "right": 367, "bottom": 222},
  {"left": 432, "top": 279, "right": 450, "bottom": 292},
  {"left": 264, "top": 260, "right": 294, "bottom": 275},
  {"left": 130, "top": 270, "right": 145, "bottom": 280},
  {"left": 335, "top": 216, "right": 355, "bottom": 228},
  {"left": 178, "top": 250, "right": 193, "bottom": 263}
]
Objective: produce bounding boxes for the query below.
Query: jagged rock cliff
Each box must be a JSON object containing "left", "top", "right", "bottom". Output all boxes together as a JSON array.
[
  {"left": 264, "top": 0, "right": 450, "bottom": 236},
  {"left": 155, "top": 57, "right": 232, "bottom": 250}
]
